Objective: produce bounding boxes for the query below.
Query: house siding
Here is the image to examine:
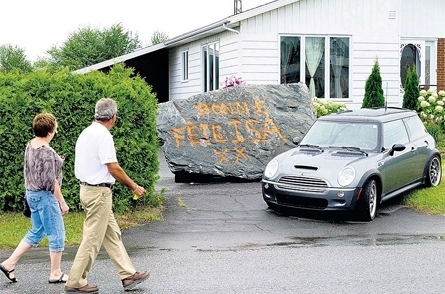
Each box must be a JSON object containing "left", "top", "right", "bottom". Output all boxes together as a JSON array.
[
  {"left": 236, "top": 0, "right": 401, "bottom": 108},
  {"left": 400, "top": 0, "right": 445, "bottom": 37},
  {"left": 168, "top": 31, "right": 239, "bottom": 100},
  {"left": 167, "top": 0, "right": 445, "bottom": 105}
]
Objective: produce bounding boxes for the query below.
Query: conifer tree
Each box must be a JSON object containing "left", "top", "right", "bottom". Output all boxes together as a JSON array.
[
  {"left": 402, "top": 66, "right": 419, "bottom": 110},
  {"left": 362, "top": 59, "right": 385, "bottom": 108}
]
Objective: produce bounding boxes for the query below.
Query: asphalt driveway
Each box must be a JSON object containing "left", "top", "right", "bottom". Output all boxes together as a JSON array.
[{"left": 1, "top": 151, "right": 445, "bottom": 293}]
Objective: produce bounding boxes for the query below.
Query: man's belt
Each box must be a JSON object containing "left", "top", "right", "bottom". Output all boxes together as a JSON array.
[{"left": 80, "top": 182, "right": 113, "bottom": 188}]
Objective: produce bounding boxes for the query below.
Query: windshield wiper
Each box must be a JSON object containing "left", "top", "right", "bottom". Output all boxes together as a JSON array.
[
  {"left": 341, "top": 146, "right": 368, "bottom": 155},
  {"left": 328, "top": 146, "right": 368, "bottom": 155}
]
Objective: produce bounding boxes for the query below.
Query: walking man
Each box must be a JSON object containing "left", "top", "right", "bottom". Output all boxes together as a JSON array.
[{"left": 65, "top": 98, "right": 149, "bottom": 293}]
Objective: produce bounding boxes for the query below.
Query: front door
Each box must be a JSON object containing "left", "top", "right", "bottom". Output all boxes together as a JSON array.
[
  {"left": 400, "top": 40, "right": 425, "bottom": 91},
  {"left": 400, "top": 39, "right": 438, "bottom": 92}
]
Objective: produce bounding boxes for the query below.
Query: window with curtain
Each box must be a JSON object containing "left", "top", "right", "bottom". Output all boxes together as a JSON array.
[
  {"left": 305, "top": 37, "right": 325, "bottom": 98},
  {"left": 330, "top": 37, "right": 349, "bottom": 99},
  {"left": 202, "top": 42, "right": 219, "bottom": 92},
  {"left": 280, "top": 36, "right": 301, "bottom": 84},
  {"left": 280, "top": 35, "right": 350, "bottom": 99}
]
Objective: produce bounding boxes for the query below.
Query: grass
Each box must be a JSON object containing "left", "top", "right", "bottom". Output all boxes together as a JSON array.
[
  {"left": 0, "top": 205, "right": 164, "bottom": 250},
  {"left": 404, "top": 183, "right": 445, "bottom": 215}
]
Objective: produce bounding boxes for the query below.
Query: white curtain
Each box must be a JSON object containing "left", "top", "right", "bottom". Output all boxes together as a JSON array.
[
  {"left": 305, "top": 37, "right": 324, "bottom": 97},
  {"left": 281, "top": 38, "right": 298, "bottom": 83},
  {"left": 331, "top": 54, "right": 343, "bottom": 98},
  {"left": 281, "top": 42, "right": 292, "bottom": 81},
  {"left": 331, "top": 38, "right": 347, "bottom": 98}
]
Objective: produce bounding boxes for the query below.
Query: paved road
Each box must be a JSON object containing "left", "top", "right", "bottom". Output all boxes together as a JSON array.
[{"left": 1, "top": 152, "right": 445, "bottom": 293}]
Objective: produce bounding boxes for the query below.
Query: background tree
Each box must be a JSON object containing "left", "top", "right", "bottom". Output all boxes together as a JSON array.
[
  {"left": 0, "top": 44, "right": 32, "bottom": 73},
  {"left": 150, "top": 30, "right": 169, "bottom": 45},
  {"left": 402, "top": 66, "right": 420, "bottom": 110},
  {"left": 45, "top": 23, "right": 143, "bottom": 70},
  {"left": 362, "top": 59, "right": 385, "bottom": 108}
]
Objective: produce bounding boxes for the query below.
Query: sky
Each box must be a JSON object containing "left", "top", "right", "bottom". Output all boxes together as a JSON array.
[{"left": 0, "top": 0, "right": 272, "bottom": 62}]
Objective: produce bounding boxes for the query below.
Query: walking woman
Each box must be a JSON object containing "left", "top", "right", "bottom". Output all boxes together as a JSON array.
[{"left": 0, "top": 112, "right": 69, "bottom": 284}]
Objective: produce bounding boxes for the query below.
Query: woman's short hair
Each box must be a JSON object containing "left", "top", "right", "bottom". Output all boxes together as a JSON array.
[
  {"left": 94, "top": 98, "right": 117, "bottom": 121},
  {"left": 33, "top": 113, "right": 57, "bottom": 137}
]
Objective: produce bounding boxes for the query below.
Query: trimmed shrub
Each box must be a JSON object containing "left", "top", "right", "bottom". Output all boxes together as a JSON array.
[
  {"left": 362, "top": 59, "right": 385, "bottom": 108},
  {"left": 402, "top": 66, "right": 420, "bottom": 110},
  {"left": 0, "top": 64, "right": 160, "bottom": 213}
]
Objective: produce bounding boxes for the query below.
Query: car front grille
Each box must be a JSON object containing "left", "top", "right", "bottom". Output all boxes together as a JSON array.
[{"left": 277, "top": 175, "right": 328, "bottom": 189}]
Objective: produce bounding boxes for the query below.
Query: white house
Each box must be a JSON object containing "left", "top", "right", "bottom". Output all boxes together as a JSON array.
[{"left": 75, "top": 0, "right": 445, "bottom": 108}]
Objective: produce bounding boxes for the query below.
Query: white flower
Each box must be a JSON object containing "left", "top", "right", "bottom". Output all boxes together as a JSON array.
[
  {"left": 420, "top": 101, "right": 430, "bottom": 108},
  {"left": 439, "top": 90, "right": 445, "bottom": 97},
  {"left": 435, "top": 106, "right": 443, "bottom": 113},
  {"left": 429, "top": 114, "right": 435, "bottom": 120},
  {"left": 420, "top": 90, "right": 428, "bottom": 97},
  {"left": 437, "top": 100, "right": 444, "bottom": 106},
  {"left": 428, "top": 96, "right": 436, "bottom": 103},
  {"left": 418, "top": 96, "right": 425, "bottom": 102}
]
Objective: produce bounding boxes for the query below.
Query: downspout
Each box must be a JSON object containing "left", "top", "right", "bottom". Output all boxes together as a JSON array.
[{"left": 223, "top": 23, "right": 240, "bottom": 34}]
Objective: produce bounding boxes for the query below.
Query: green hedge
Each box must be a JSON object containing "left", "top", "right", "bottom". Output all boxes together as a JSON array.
[{"left": 0, "top": 64, "right": 160, "bottom": 213}]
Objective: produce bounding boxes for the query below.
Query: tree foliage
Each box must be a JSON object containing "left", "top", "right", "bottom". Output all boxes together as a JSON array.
[
  {"left": 45, "top": 23, "right": 143, "bottom": 70},
  {"left": 150, "top": 30, "right": 169, "bottom": 45},
  {"left": 0, "top": 44, "right": 32, "bottom": 73},
  {"left": 362, "top": 59, "right": 385, "bottom": 108},
  {"left": 402, "top": 66, "right": 419, "bottom": 110},
  {"left": 0, "top": 64, "right": 160, "bottom": 213}
]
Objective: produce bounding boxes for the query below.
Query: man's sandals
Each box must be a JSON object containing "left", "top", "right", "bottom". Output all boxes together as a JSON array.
[{"left": 0, "top": 264, "right": 17, "bottom": 283}]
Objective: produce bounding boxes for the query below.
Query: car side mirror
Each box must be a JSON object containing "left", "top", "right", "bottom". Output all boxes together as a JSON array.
[
  {"left": 389, "top": 143, "right": 406, "bottom": 156},
  {"left": 292, "top": 137, "right": 301, "bottom": 145}
]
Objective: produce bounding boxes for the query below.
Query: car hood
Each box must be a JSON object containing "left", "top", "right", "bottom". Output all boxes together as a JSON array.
[{"left": 272, "top": 147, "right": 377, "bottom": 182}]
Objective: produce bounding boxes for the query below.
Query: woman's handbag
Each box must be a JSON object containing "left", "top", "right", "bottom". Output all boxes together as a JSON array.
[{"left": 23, "top": 197, "right": 31, "bottom": 218}]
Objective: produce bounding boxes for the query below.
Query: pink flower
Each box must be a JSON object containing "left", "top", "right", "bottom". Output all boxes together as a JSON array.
[{"left": 220, "top": 76, "right": 245, "bottom": 88}]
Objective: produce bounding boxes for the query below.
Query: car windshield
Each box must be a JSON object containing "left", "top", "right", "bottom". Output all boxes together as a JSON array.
[{"left": 300, "top": 121, "right": 379, "bottom": 151}]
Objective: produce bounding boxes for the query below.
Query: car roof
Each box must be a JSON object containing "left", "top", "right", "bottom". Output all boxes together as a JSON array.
[{"left": 318, "top": 107, "right": 418, "bottom": 123}]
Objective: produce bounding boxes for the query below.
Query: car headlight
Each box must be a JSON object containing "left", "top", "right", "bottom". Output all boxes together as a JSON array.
[
  {"left": 337, "top": 166, "right": 356, "bottom": 186},
  {"left": 264, "top": 159, "right": 279, "bottom": 179}
]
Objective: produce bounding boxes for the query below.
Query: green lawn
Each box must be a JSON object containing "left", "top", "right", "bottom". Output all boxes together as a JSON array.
[{"left": 0, "top": 206, "right": 163, "bottom": 250}]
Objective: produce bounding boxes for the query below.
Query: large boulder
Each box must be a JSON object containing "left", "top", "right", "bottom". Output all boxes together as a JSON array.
[{"left": 156, "top": 83, "right": 315, "bottom": 181}]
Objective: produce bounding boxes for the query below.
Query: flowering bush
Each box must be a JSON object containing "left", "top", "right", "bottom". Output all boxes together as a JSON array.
[
  {"left": 417, "top": 89, "right": 445, "bottom": 144},
  {"left": 417, "top": 89, "right": 445, "bottom": 125},
  {"left": 312, "top": 98, "right": 347, "bottom": 118},
  {"left": 220, "top": 75, "right": 245, "bottom": 88}
]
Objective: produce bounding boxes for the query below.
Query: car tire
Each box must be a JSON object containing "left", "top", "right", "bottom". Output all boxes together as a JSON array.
[
  {"left": 425, "top": 155, "right": 442, "bottom": 187},
  {"left": 359, "top": 179, "right": 378, "bottom": 221}
]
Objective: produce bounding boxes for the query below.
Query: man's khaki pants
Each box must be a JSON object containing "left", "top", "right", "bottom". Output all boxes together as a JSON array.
[{"left": 66, "top": 186, "right": 135, "bottom": 288}]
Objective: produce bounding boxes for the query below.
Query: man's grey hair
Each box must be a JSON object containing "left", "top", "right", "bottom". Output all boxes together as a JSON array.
[{"left": 94, "top": 98, "right": 117, "bottom": 121}]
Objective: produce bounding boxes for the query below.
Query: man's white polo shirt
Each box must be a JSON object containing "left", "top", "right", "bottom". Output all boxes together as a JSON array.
[{"left": 75, "top": 122, "right": 117, "bottom": 184}]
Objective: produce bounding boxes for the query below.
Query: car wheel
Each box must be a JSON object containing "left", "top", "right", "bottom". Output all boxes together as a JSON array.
[
  {"left": 359, "top": 179, "right": 378, "bottom": 221},
  {"left": 425, "top": 155, "right": 442, "bottom": 187}
]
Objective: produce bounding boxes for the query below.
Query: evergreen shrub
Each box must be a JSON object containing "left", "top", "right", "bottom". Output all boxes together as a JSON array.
[
  {"left": 362, "top": 59, "right": 385, "bottom": 108},
  {"left": 402, "top": 66, "right": 420, "bottom": 110}
]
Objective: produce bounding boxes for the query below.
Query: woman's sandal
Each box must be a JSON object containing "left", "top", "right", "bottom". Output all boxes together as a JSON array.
[{"left": 0, "top": 264, "right": 17, "bottom": 282}]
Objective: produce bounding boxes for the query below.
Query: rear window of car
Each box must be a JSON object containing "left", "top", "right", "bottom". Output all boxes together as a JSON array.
[
  {"left": 403, "top": 115, "right": 427, "bottom": 141},
  {"left": 383, "top": 119, "right": 409, "bottom": 149}
]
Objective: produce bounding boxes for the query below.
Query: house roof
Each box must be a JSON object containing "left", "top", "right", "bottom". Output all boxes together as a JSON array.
[{"left": 74, "top": 0, "right": 298, "bottom": 74}]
